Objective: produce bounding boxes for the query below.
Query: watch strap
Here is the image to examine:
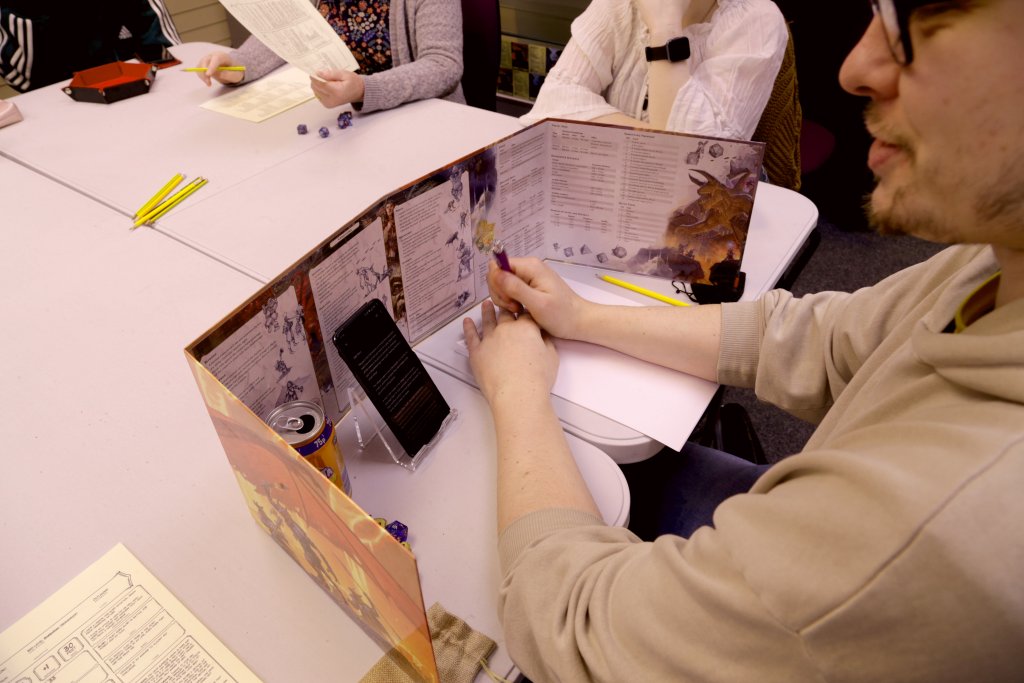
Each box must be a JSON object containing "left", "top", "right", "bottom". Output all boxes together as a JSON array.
[{"left": 644, "top": 36, "right": 691, "bottom": 62}]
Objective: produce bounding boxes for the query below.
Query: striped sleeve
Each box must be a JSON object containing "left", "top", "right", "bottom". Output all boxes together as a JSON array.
[{"left": 0, "top": 9, "right": 34, "bottom": 92}]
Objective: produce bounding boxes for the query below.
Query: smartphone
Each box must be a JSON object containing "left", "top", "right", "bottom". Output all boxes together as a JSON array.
[{"left": 332, "top": 299, "right": 451, "bottom": 457}]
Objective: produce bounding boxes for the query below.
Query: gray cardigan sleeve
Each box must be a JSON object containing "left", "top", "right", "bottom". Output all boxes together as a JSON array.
[
  {"left": 228, "top": 34, "right": 286, "bottom": 83},
  {"left": 359, "top": 0, "right": 464, "bottom": 112},
  {"left": 224, "top": 0, "right": 463, "bottom": 110}
]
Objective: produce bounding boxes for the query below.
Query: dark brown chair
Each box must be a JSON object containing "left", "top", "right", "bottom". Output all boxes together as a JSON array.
[
  {"left": 460, "top": 0, "right": 501, "bottom": 111},
  {"left": 752, "top": 28, "right": 803, "bottom": 191}
]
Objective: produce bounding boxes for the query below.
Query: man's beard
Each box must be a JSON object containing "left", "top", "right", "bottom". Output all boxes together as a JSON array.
[
  {"left": 861, "top": 103, "right": 1024, "bottom": 246},
  {"left": 861, "top": 104, "right": 923, "bottom": 237},
  {"left": 865, "top": 158, "right": 1024, "bottom": 245},
  {"left": 866, "top": 186, "right": 923, "bottom": 237}
]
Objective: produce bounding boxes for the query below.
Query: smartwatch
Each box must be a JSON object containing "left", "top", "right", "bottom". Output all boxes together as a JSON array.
[{"left": 644, "top": 36, "right": 690, "bottom": 63}]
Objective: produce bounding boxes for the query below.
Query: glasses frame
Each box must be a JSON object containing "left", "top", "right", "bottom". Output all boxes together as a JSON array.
[{"left": 870, "top": 0, "right": 938, "bottom": 66}]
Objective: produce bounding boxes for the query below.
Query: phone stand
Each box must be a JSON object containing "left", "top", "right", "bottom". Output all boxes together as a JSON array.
[{"left": 347, "top": 387, "right": 457, "bottom": 471}]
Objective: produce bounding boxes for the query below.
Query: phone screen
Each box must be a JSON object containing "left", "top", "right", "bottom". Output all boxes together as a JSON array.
[{"left": 332, "top": 299, "right": 450, "bottom": 456}]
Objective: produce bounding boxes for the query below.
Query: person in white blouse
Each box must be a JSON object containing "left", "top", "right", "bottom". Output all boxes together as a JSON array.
[{"left": 521, "top": 0, "right": 787, "bottom": 140}]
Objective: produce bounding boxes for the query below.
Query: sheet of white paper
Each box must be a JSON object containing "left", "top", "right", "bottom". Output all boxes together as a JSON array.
[
  {"left": 452, "top": 277, "right": 714, "bottom": 450},
  {"left": 200, "top": 67, "right": 315, "bottom": 122},
  {"left": 217, "top": 0, "right": 358, "bottom": 76},
  {"left": 0, "top": 543, "right": 261, "bottom": 683}
]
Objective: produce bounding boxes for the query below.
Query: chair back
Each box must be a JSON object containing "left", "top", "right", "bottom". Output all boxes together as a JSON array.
[
  {"left": 752, "top": 28, "right": 802, "bottom": 191},
  {"left": 460, "top": 0, "right": 501, "bottom": 111}
]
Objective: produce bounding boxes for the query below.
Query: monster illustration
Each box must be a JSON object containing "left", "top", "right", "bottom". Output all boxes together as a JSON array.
[
  {"left": 283, "top": 308, "right": 307, "bottom": 353},
  {"left": 445, "top": 232, "right": 474, "bottom": 281},
  {"left": 686, "top": 140, "right": 708, "bottom": 165},
  {"left": 357, "top": 264, "right": 391, "bottom": 295},
  {"left": 284, "top": 380, "right": 303, "bottom": 402},
  {"left": 450, "top": 168, "right": 464, "bottom": 202},
  {"left": 263, "top": 297, "right": 280, "bottom": 332},
  {"left": 275, "top": 348, "right": 291, "bottom": 379},
  {"left": 655, "top": 169, "right": 755, "bottom": 281},
  {"left": 666, "top": 170, "right": 754, "bottom": 248}
]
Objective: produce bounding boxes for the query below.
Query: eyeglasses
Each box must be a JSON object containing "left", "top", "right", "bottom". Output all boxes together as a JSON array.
[{"left": 869, "top": 0, "right": 940, "bottom": 66}]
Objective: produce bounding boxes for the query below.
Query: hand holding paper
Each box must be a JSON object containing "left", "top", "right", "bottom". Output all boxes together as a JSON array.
[{"left": 311, "top": 69, "right": 365, "bottom": 108}]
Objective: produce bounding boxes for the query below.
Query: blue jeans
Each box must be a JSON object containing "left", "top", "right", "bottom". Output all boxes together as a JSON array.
[{"left": 619, "top": 443, "right": 770, "bottom": 540}]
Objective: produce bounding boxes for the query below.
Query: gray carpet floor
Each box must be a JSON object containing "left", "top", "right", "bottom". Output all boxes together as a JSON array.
[{"left": 724, "top": 219, "right": 946, "bottom": 462}]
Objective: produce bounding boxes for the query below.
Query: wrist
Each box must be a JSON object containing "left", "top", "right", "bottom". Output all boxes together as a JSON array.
[
  {"left": 567, "top": 299, "right": 600, "bottom": 342},
  {"left": 487, "top": 378, "right": 552, "bottom": 411},
  {"left": 648, "top": 26, "right": 684, "bottom": 46}
]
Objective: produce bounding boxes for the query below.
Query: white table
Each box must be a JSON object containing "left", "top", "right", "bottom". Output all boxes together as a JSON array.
[
  {"left": 0, "top": 155, "right": 629, "bottom": 681},
  {"left": 0, "top": 157, "right": 375, "bottom": 682},
  {"left": 155, "top": 95, "right": 523, "bottom": 280},
  {"left": 341, "top": 367, "right": 629, "bottom": 681},
  {"left": 0, "top": 43, "right": 524, "bottom": 281},
  {"left": 0, "top": 44, "right": 340, "bottom": 218}
]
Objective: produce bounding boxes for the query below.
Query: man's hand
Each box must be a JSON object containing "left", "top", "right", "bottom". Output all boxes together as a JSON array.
[
  {"left": 463, "top": 300, "right": 559, "bottom": 407},
  {"left": 194, "top": 51, "right": 245, "bottom": 86},
  {"left": 311, "top": 69, "right": 365, "bottom": 108},
  {"left": 487, "top": 257, "right": 593, "bottom": 340}
]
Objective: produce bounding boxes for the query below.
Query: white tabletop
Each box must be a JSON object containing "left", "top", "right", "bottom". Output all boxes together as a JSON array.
[
  {"left": 0, "top": 43, "right": 524, "bottom": 282},
  {"left": 0, "top": 155, "right": 629, "bottom": 680},
  {"left": 0, "top": 43, "right": 338, "bottom": 216},
  {"left": 0, "top": 157, "right": 383, "bottom": 680},
  {"left": 341, "top": 367, "right": 629, "bottom": 681},
  {"left": 155, "top": 94, "right": 524, "bottom": 281}
]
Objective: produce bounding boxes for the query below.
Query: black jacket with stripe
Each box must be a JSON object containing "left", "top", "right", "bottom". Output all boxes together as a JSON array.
[{"left": 1, "top": 0, "right": 179, "bottom": 93}]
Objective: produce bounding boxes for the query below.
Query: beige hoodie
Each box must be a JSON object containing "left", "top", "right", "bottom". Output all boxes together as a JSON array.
[{"left": 499, "top": 244, "right": 1024, "bottom": 682}]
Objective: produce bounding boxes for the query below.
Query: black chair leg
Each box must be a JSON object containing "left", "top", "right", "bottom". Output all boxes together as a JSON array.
[{"left": 718, "top": 403, "right": 768, "bottom": 465}]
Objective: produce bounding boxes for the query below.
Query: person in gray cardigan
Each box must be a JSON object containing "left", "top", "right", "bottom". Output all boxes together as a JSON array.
[{"left": 194, "top": 0, "right": 463, "bottom": 113}]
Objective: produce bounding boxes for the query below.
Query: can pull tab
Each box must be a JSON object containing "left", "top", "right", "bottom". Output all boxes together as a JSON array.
[{"left": 272, "top": 416, "right": 306, "bottom": 432}]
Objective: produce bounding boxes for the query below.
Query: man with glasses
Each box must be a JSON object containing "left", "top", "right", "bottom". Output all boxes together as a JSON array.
[{"left": 463, "top": 1, "right": 1024, "bottom": 679}]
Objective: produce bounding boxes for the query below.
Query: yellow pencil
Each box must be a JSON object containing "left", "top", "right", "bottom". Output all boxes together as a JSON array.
[
  {"left": 134, "top": 172, "right": 184, "bottom": 219},
  {"left": 597, "top": 274, "right": 690, "bottom": 307},
  {"left": 132, "top": 178, "right": 207, "bottom": 229},
  {"left": 182, "top": 66, "right": 246, "bottom": 72},
  {"left": 132, "top": 177, "right": 202, "bottom": 228}
]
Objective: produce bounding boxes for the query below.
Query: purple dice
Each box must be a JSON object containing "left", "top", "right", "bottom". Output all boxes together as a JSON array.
[
  {"left": 385, "top": 520, "right": 408, "bottom": 543},
  {"left": 337, "top": 112, "right": 353, "bottom": 129},
  {"left": 297, "top": 123, "right": 308, "bottom": 135},
  {"left": 318, "top": 126, "right": 330, "bottom": 138}
]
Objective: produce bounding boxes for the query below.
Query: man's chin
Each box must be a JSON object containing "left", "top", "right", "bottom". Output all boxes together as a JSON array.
[
  {"left": 866, "top": 197, "right": 955, "bottom": 244},
  {"left": 865, "top": 185, "right": 940, "bottom": 240},
  {"left": 864, "top": 185, "right": 908, "bottom": 236}
]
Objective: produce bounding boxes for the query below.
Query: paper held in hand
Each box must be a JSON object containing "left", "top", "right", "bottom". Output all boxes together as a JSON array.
[{"left": 217, "top": 0, "right": 359, "bottom": 77}]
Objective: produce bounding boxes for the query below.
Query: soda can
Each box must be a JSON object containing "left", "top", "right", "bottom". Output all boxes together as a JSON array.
[{"left": 266, "top": 400, "right": 352, "bottom": 496}]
